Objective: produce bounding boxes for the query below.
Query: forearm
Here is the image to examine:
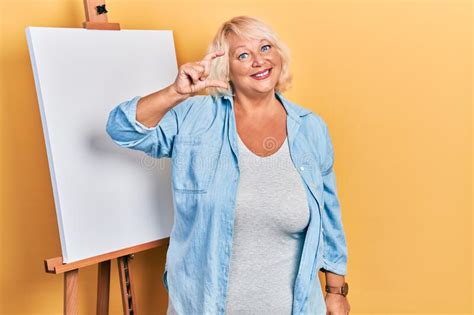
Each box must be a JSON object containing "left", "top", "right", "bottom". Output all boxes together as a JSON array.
[
  {"left": 136, "top": 84, "right": 188, "bottom": 128},
  {"left": 324, "top": 270, "right": 345, "bottom": 287}
]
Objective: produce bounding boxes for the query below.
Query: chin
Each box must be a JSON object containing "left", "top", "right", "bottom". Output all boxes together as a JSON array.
[
  {"left": 237, "top": 78, "right": 279, "bottom": 96},
  {"left": 254, "top": 87, "right": 276, "bottom": 94},
  {"left": 248, "top": 81, "right": 278, "bottom": 93},
  {"left": 253, "top": 83, "right": 278, "bottom": 94}
]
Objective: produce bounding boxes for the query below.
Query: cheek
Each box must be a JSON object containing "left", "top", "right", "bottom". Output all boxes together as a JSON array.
[
  {"left": 272, "top": 54, "right": 282, "bottom": 68},
  {"left": 230, "top": 61, "right": 251, "bottom": 79},
  {"left": 271, "top": 56, "right": 283, "bottom": 76}
]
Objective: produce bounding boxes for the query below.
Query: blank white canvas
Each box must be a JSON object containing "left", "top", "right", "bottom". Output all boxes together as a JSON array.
[{"left": 25, "top": 27, "right": 176, "bottom": 263}]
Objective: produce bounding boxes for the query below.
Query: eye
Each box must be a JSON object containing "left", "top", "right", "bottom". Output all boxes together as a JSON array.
[
  {"left": 261, "top": 44, "right": 272, "bottom": 52},
  {"left": 238, "top": 52, "right": 249, "bottom": 60}
]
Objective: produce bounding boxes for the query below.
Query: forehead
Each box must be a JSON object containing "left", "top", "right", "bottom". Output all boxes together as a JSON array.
[{"left": 227, "top": 33, "right": 270, "bottom": 51}]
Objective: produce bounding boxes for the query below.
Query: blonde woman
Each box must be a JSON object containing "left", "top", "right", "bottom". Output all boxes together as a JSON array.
[{"left": 106, "top": 16, "right": 350, "bottom": 315}]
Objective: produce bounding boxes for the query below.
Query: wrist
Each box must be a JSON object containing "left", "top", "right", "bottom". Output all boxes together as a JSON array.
[
  {"left": 167, "top": 84, "right": 189, "bottom": 104},
  {"left": 325, "top": 291, "right": 348, "bottom": 297},
  {"left": 325, "top": 282, "right": 349, "bottom": 297}
]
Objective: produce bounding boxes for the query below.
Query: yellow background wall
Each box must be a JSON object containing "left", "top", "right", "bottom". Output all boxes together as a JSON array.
[{"left": 0, "top": 0, "right": 471, "bottom": 314}]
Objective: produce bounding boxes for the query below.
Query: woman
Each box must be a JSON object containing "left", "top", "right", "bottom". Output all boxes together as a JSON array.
[{"left": 106, "top": 16, "right": 350, "bottom": 315}]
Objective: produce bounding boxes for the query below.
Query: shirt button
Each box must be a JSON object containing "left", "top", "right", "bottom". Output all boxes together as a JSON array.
[{"left": 300, "top": 166, "right": 305, "bottom": 171}]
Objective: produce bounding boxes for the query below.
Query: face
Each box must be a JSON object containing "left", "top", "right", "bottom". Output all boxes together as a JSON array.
[{"left": 227, "top": 33, "right": 282, "bottom": 97}]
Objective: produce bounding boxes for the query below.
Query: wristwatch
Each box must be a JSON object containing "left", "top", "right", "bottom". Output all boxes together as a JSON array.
[{"left": 325, "top": 282, "right": 349, "bottom": 297}]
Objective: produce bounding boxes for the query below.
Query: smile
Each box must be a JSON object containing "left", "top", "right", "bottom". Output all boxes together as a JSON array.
[{"left": 250, "top": 68, "right": 272, "bottom": 80}]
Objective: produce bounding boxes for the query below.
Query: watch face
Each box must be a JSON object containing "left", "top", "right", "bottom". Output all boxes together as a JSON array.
[{"left": 343, "top": 282, "right": 349, "bottom": 295}]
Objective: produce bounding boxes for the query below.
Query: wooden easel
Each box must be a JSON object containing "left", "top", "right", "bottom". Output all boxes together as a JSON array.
[
  {"left": 82, "top": 0, "right": 120, "bottom": 30},
  {"left": 45, "top": 239, "right": 169, "bottom": 315},
  {"left": 44, "top": 2, "right": 170, "bottom": 315}
]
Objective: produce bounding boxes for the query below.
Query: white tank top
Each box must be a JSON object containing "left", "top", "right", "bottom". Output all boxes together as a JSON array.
[{"left": 224, "top": 133, "right": 310, "bottom": 314}]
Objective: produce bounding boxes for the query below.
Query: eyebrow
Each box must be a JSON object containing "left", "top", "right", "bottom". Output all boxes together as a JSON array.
[{"left": 233, "top": 39, "right": 268, "bottom": 50}]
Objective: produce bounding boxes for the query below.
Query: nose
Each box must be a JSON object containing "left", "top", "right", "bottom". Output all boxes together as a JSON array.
[{"left": 252, "top": 54, "right": 265, "bottom": 67}]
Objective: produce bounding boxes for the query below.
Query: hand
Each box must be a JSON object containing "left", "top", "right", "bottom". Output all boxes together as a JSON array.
[
  {"left": 325, "top": 293, "right": 351, "bottom": 315},
  {"left": 172, "top": 50, "right": 229, "bottom": 96}
]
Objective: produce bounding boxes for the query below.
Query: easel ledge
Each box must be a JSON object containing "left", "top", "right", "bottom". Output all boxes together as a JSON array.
[
  {"left": 45, "top": 238, "right": 169, "bottom": 315},
  {"left": 44, "top": 239, "right": 169, "bottom": 274}
]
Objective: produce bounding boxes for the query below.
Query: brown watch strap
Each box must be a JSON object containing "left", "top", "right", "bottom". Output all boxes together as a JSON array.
[{"left": 325, "top": 282, "right": 349, "bottom": 297}]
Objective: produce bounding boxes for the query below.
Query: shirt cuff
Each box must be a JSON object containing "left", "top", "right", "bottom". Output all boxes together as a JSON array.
[{"left": 320, "top": 258, "right": 347, "bottom": 276}]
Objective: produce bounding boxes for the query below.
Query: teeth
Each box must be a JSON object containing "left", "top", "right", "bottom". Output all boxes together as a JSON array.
[{"left": 254, "top": 70, "right": 269, "bottom": 77}]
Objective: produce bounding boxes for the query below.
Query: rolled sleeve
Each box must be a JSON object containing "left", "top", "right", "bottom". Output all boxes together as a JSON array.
[{"left": 105, "top": 95, "right": 178, "bottom": 158}]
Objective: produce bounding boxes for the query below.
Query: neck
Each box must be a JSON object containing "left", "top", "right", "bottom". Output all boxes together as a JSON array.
[{"left": 233, "top": 89, "right": 278, "bottom": 117}]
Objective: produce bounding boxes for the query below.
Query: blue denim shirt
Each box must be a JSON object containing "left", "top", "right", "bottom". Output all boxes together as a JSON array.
[{"left": 106, "top": 91, "right": 348, "bottom": 314}]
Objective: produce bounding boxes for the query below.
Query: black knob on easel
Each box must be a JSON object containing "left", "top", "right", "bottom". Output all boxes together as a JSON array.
[{"left": 96, "top": 4, "right": 108, "bottom": 15}]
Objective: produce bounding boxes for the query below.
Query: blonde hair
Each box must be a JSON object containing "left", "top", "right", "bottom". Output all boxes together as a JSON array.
[{"left": 206, "top": 16, "right": 292, "bottom": 96}]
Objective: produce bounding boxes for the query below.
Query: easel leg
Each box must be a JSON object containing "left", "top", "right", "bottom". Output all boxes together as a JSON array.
[
  {"left": 97, "top": 260, "right": 111, "bottom": 315},
  {"left": 118, "top": 255, "right": 137, "bottom": 315},
  {"left": 64, "top": 269, "right": 79, "bottom": 315}
]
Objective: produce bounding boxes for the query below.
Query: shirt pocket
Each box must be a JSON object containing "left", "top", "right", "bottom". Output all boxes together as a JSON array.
[{"left": 171, "top": 134, "right": 220, "bottom": 193}]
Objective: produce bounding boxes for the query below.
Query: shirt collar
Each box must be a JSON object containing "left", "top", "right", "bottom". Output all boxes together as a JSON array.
[{"left": 220, "top": 91, "right": 311, "bottom": 121}]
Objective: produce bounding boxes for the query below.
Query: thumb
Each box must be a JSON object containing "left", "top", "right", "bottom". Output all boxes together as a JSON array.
[{"left": 204, "top": 79, "right": 229, "bottom": 90}]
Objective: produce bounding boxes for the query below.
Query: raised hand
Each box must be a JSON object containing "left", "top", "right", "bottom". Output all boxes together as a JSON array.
[{"left": 172, "top": 50, "right": 229, "bottom": 96}]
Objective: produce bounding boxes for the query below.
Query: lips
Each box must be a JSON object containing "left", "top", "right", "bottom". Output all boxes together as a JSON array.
[{"left": 250, "top": 68, "right": 272, "bottom": 80}]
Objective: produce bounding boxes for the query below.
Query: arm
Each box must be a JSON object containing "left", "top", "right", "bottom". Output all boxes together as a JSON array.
[
  {"left": 136, "top": 85, "right": 188, "bottom": 128},
  {"left": 105, "top": 50, "right": 228, "bottom": 158},
  {"left": 105, "top": 85, "right": 189, "bottom": 158},
  {"left": 318, "top": 119, "right": 348, "bottom": 283}
]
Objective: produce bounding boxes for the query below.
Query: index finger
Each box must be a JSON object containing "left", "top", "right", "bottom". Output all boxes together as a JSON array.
[{"left": 202, "top": 50, "right": 225, "bottom": 62}]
